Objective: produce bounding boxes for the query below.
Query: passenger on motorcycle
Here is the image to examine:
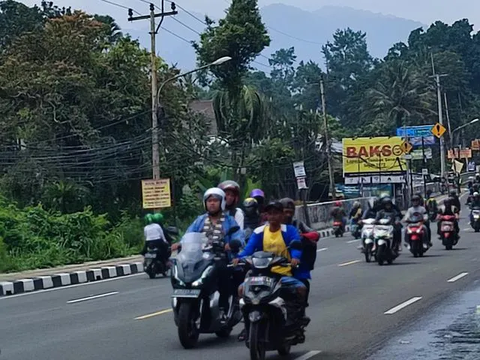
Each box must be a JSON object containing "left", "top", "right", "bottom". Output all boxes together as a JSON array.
[
  {"left": 450, "top": 190, "right": 461, "bottom": 212},
  {"left": 403, "top": 195, "right": 430, "bottom": 247},
  {"left": 250, "top": 188, "right": 267, "bottom": 223},
  {"left": 362, "top": 197, "right": 379, "bottom": 219},
  {"left": 375, "top": 197, "right": 402, "bottom": 251},
  {"left": 219, "top": 180, "right": 245, "bottom": 230},
  {"left": 330, "top": 201, "right": 347, "bottom": 231},
  {"left": 182, "top": 187, "right": 245, "bottom": 318},
  {"left": 470, "top": 192, "right": 480, "bottom": 209},
  {"left": 425, "top": 190, "right": 438, "bottom": 221},
  {"left": 437, "top": 197, "right": 460, "bottom": 237},
  {"left": 234, "top": 201, "right": 307, "bottom": 327},
  {"left": 141, "top": 213, "right": 169, "bottom": 263},
  {"left": 243, "top": 197, "right": 261, "bottom": 241},
  {"left": 280, "top": 197, "right": 320, "bottom": 303},
  {"left": 349, "top": 201, "right": 363, "bottom": 225}
]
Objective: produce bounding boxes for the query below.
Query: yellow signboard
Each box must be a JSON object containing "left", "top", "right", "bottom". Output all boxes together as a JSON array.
[
  {"left": 342, "top": 137, "right": 407, "bottom": 175},
  {"left": 431, "top": 123, "right": 446, "bottom": 138},
  {"left": 141, "top": 179, "right": 171, "bottom": 209}
]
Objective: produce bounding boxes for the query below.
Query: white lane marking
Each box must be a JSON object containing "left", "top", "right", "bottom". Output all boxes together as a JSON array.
[
  {"left": 338, "top": 260, "right": 361, "bottom": 267},
  {"left": 384, "top": 297, "right": 422, "bottom": 315},
  {"left": 317, "top": 248, "right": 328, "bottom": 252},
  {"left": 67, "top": 291, "right": 119, "bottom": 304},
  {"left": 135, "top": 309, "right": 173, "bottom": 320},
  {"left": 347, "top": 239, "right": 360, "bottom": 244},
  {"left": 294, "top": 350, "right": 322, "bottom": 360},
  {"left": 463, "top": 228, "right": 470, "bottom": 231},
  {"left": 447, "top": 272, "right": 469, "bottom": 283},
  {"left": 0, "top": 273, "right": 143, "bottom": 301}
]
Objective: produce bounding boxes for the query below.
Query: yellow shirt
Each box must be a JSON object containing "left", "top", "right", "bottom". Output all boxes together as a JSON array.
[{"left": 263, "top": 226, "right": 292, "bottom": 276}]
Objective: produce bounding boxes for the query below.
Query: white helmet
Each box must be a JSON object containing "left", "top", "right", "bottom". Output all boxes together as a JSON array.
[
  {"left": 475, "top": 192, "right": 479, "bottom": 197},
  {"left": 203, "top": 187, "right": 226, "bottom": 211}
]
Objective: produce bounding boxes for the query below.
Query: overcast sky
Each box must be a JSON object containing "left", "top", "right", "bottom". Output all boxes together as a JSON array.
[{"left": 19, "top": 0, "right": 480, "bottom": 30}]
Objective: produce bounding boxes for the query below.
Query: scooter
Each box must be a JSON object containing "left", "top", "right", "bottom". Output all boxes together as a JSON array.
[
  {"left": 438, "top": 215, "right": 458, "bottom": 250},
  {"left": 471, "top": 208, "right": 480, "bottom": 232},
  {"left": 333, "top": 221, "right": 344, "bottom": 237},
  {"left": 373, "top": 218, "right": 398, "bottom": 266},
  {"left": 406, "top": 222, "right": 428, "bottom": 258},
  {"left": 351, "top": 220, "right": 362, "bottom": 239},
  {"left": 144, "top": 226, "right": 178, "bottom": 279},
  {"left": 359, "top": 218, "right": 375, "bottom": 263}
]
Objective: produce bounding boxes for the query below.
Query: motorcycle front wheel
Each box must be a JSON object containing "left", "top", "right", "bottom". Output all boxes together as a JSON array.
[
  {"left": 249, "top": 322, "right": 266, "bottom": 360},
  {"left": 178, "top": 302, "right": 199, "bottom": 349}
]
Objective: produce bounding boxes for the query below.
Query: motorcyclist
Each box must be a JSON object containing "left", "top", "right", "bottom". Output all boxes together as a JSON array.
[
  {"left": 250, "top": 188, "right": 267, "bottom": 222},
  {"left": 403, "top": 195, "right": 430, "bottom": 248},
  {"left": 219, "top": 180, "right": 245, "bottom": 230},
  {"left": 362, "top": 197, "right": 379, "bottom": 220},
  {"left": 468, "top": 176, "right": 474, "bottom": 193},
  {"left": 243, "top": 197, "right": 261, "bottom": 241},
  {"left": 470, "top": 192, "right": 480, "bottom": 209},
  {"left": 476, "top": 173, "right": 480, "bottom": 184},
  {"left": 379, "top": 192, "right": 401, "bottom": 214},
  {"left": 349, "top": 201, "right": 363, "bottom": 229},
  {"left": 182, "top": 188, "right": 245, "bottom": 318},
  {"left": 425, "top": 189, "right": 438, "bottom": 221},
  {"left": 449, "top": 190, "right": 461, "bottom": 212},
  {"left": 280, "top": 198, "right": 320, "bottom": 303},
  {"left": 375, "top": 197, "right": 402, "bottom": 251},
  {"left": 234, "top": 201, "right": 307, "bottom": 330},
  {"left": 437, "top": 197, "right": 460, "bottom": 237},
  {"left": 141, "top": 213, "right": 169, "bottom": 264},
  {"left": 330, "top": 201, "right": 347, "bottom": 231}
]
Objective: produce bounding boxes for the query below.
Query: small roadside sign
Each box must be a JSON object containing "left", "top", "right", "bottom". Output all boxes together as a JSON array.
[
  {"left": 422, "top": 168, "right": 429, "bottom": 175},
  {"left": 293, "top": 161, "right": 306, "bottom": 178},
  {"left": 431, "top": 123, "right": 446, "bottom": 138},
  {"left": 401, "top": 141, "right": 413, "bottom": 154},
  {"left": 141, "top": 179, "right": 171, "bottom": 209}
]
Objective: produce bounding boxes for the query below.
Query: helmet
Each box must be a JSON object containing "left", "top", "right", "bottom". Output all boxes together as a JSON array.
[
  {"left": 379, "top": 192, "right": 390, "bottom": 201},
  {"left": 265, "top": 201, "right": 284, "bottom": 212},
  {"left": 279, "top": 198, "right": 295, "bottom": 210},
  {"left": 218, "top": 180, "right": 240, "bottom": 196},
  {"left": 381, "top": 197, "right": 392, "bottom": 205},
  {"left": 144, "top": 213, "right": 153, "bottom": 225},
  {"left": 474, "top": 192, "right": 480, "bottom": 197},
  {"left": 334, "top": 201, "right": 342, "bottom": 207},
  {"left": 368, "top": 197, "right": 378, "bottom": 209},
  {"left": 450, "top": 190, "right": 457, "bottom": 196},
  {"left": 203, "top": 187, "right": 226, "bottom": 211},
  {"left": 243, "top": 197, "right": 258, "bottom": 216},
  {"left": 250, "top": 189, "right": 265, "bottom": 199},
  {"left": 353, "top": 201, "right": 361, "bottom": 208},
  {"left": 151, "top": 213, "right": 163, "bottom": 224},
  {"left": 444, "top": 197, "right": 451, "bottom": 205},
  {"left": 426, "top": 189, "right": 433, "bottom": 196},
  {"left": 412, "top": 195, "right": 421, "bottom": 202}
]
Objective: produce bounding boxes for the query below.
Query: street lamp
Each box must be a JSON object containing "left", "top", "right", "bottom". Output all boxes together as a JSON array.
[
  {"left": 452, "top": 118, "right": 479, "bottom": 148},
  {"left": 151, "top": 56, "right": 232, "bottom": 180}
]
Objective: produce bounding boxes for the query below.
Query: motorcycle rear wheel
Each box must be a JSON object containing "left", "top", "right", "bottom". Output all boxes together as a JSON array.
[
  {"left": 249, "top": 322, "right": 266, "bottom": 360},
  {"left": 277, "top": 343, "right": 291, "bottom": 356}
]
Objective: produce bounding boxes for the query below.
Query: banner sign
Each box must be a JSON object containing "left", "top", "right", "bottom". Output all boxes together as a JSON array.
[
  {"left": 342, "top": 137, "right": 407, "bottom": 176},
  {"left": 141, "top": 179, "right": 171, "bottom": 209},
  {"left": 396, "top": 125, "right": 435, "bottom": 146}
]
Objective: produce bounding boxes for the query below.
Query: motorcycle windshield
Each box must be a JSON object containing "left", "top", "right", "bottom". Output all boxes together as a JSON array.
[{"left": 176, "top": 233, "right": 211, "bottom": 283}]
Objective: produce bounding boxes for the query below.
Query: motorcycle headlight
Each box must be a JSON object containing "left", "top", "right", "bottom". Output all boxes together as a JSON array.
[
  {"left": 252, "top": 257, "right": 272, "bottom": 269},
  {"left": 192, "top": 266, "right": 214, "bottom": 287}
]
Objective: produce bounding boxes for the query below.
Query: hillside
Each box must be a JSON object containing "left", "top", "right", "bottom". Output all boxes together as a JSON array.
[{"left": 123, "top": 4, "right": 425, "bottom": 70}]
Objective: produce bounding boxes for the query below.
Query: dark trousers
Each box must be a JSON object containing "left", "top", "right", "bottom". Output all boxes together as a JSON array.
[{"left": 141, "top": 240, "right": 169, "bottom": 263}]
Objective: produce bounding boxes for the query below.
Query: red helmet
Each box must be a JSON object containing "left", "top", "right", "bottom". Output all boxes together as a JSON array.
[{"left": 335, "top": 201, "right": 342, "bottom": 207}]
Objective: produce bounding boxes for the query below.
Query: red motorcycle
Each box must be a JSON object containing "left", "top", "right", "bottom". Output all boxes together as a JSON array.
[
  {"left": 438, "top": 215, "right": 458, "bottom": 250},
  {"left": 333, "top": 221, "right": 344, "bottom": 237},
  {"left": 406, "top": 221, "right": 427, "bottom": 258}
]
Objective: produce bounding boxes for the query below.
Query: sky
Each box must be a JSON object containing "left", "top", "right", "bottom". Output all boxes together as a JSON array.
[{"left": 20, "top": 0, "right": 480, "bottom": 30}]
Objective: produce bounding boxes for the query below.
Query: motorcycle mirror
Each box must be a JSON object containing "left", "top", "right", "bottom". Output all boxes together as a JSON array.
[
  {"left": 229, "top": 239, "right": 242, "bottom": 253},
  {"left": 227, "top": 226, "right": 240, "bottom": 236},
  {"left": 166, "top": 226, "right": 179, "bottom": 235}
]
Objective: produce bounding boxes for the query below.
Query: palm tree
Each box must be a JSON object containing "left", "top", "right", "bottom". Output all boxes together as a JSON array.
[
  {"left": 93, "top": 15, "right": 122, "bottom": 44},
  {"left": 363, "top": 59, "right": 436, "bottom": 132}
]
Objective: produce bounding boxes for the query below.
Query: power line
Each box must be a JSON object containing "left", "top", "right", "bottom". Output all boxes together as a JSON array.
[
  {"left": 164, "top": 0, "right": 207, "bottom": 26},
  {"left": 100, "top": 0, "right": 141, "bottom": 15},
  {"left": 163, "top": 27, "right": 193, "bottom": 44},
  {"left": 170, "top": 17, "right": 201, "bottom": 35}
]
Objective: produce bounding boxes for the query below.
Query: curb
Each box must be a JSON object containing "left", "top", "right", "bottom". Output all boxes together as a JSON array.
[
  {"left": 0, "top": 262, "right": 144, "bottom": 297},
  {"left": 318, "top": 225, "right": 351, "bottom": 238}
]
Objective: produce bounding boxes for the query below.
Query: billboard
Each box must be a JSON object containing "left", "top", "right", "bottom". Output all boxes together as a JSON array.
[
  {"left": 141, "top": 179, "right": 172, "bottom": 209},
  {"left": 342, "top": 137, "right": 407, "bottom": 176},
  {"left": 396, "top": 125, "right": 435, "bottom": 146}
]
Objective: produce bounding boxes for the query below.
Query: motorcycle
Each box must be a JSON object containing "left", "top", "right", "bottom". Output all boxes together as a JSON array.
[
  {"left": 144, "top": 226, "right": 178, "bottom": 279},
  {"left": 374, "top": 218, "right": 398, "bottom": 266},
  {"left": 471, "top": 208, "right": 480, "bottom": 232},
  {"left": 439, "top": 215, "right": 458, "bottom": 250},
  {"left": 351, "top": 220, "right": 362, "bottom": 239},
  {"left": 360, "top": 218, "right": 375, "bottom": 263},
  {"left": 406, "top": 221, "right": 428, "bottom": 258},
  {"left": 333, "top": 221, "right": 344, "bottom": 237},
  {"left": 239, "top": 243, "right": 308, "bottom": 360},
  {"left": 170, "top": 227, "right": 242, "bottom": 349}
]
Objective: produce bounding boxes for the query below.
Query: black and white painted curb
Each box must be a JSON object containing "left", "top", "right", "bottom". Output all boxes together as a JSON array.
[{"left": 0, "top": 262, "right": 143, "bottom": 297}]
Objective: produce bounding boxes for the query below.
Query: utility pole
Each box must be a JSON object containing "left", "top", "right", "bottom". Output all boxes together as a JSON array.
[
  {"left": 320, "top": 76, "right": 336, "bottom": 199},
  {"left": 128, "top": 1, "right": 177, "bottom": 180}
]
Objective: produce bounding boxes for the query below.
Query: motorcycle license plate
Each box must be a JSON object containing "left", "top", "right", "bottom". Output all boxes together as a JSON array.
[
  {"left": 144, "top": 253, "right": 157, "bottom": 259},
  {"left": 172, "top": 289, "right": 201, "bottom": 298},
  {"left": 247, "top": 276, "right": 273, "bottom": 286}
]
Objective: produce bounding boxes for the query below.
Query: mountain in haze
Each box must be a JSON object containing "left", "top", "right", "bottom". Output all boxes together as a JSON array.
[{"left": 123, "top": 4, "right": 425, "bottom": 70}]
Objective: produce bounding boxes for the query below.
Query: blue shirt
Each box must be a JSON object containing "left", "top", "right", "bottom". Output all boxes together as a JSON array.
[{"left": 186, "top": 213, "right": 245, "bottom": 247}]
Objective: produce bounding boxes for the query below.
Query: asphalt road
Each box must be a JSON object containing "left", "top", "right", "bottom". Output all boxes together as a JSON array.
[{"left": 2, "top": 203, "right": 480, "bottom": 360}]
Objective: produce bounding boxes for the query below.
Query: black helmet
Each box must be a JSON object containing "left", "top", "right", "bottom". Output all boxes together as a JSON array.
[
  {"left": 243, "top": 197, "right": 258, "bottom": 217},
  {"left": 265, "top": 201, "right": 284, "bottom": 212},
  {"left": 450, "top": 190, "right": 457, "bottom": 196},
  {"left": 412, "top": 195, "right": 421, "bottom": 202},
  {"left": 279, "top": 198, "right": 295, "bottom": 210},
  {"left": 381, "top": 197, "right": 392, "bottom": 205}
]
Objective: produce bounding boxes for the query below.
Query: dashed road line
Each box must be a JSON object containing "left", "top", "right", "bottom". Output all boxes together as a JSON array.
[
  {"left": 317, "top": 248, "right": 328, "bottom": 252},
  {"left": 447, "top": 272, "right": 469, "bottom": 283},
  {"left": 67, "top": 291, "right": 119, "bottom": 304},
  {"left": 135, "top": 309, "right": 172, "bottom": 320},
  {"left": 338, "top": 260, "right": 361, "bottom": 267},
  {"left": 384, "top": 297, "right": 422, "bottom": 315},
  {"left": 294, "top": 350, "right": 322, "bottom": 360}
]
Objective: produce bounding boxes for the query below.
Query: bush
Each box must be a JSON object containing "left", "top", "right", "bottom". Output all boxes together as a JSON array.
[{"left": 0, "top": 198, "right": 145, "bottom": 273}]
